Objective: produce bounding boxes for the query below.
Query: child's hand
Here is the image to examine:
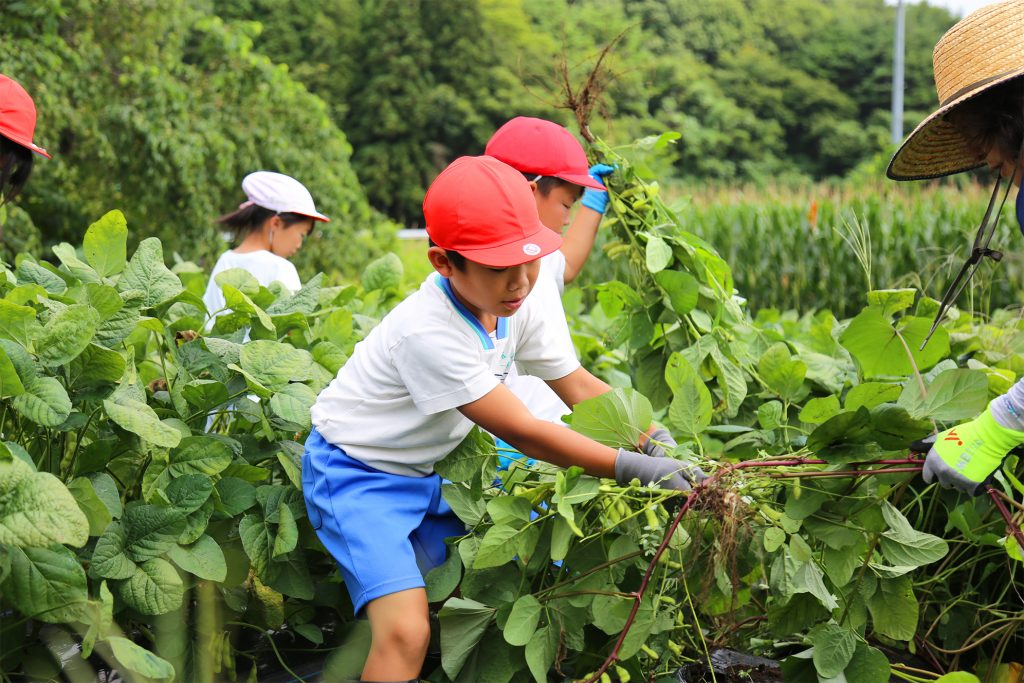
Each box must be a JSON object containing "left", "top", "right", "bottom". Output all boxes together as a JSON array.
[
  {"left": 614, "top": 449, "right": 705, "bottom": 491},
  {"left": 580, "top": 164, "right": 616, "bottom": 214}
]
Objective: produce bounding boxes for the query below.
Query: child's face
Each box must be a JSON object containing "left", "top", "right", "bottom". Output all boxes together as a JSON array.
[
  {"left": 532, "top": 183, "right": 580, "bottom": 233},
  {"left": 270, "top": 218, "right": 314, "bottom": 258},
  {"left": 429, "top": 248, "right": 541, "bottom": 320}
]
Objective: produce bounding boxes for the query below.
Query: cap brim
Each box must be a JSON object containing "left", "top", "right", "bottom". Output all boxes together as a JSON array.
[
  {"left": 0, "top": 129, "right": 51, "bottom": 159},
  {"left": 888, "top": 69, "right": 1024, "bottom": 181},
  {"left": 454, "top": 223, "right": 563, "bottom": 268},
  {"left": 295, "top": 210, "right": 330, "bottom": 223},
  {"left": 555, "top": 171, "right": 605, "bottom": 190}
]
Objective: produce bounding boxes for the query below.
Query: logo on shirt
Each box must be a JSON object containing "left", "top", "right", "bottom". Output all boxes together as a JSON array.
[{"left": 522, "top": 243, "right": 541, "bottom": 256}]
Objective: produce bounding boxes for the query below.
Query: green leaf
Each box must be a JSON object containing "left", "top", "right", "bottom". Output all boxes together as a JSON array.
[
  {"left": 806, "top": 407, "right": 872, "bottom": 461},
  {"left": 566, "top": 387, "right": 653, "bottom": 448},
  {"left": 486, "top": 496, "right": 532, "bottom": 526},
  {"left": 269, "top": 383, "right": 317, "bottom": 428},
  {"left": 866, "top": 288, "right": 916, "bottom": 317},
  {"left": 17, "top": 259, "right": 66, "bottom": 294},
  {"left": 473, "top": 524, "right": 519, "bottom": 569},
  {"left": 665, "top": 357, "right": 712, "bottom": 436},
  {"left": 118, "top": 238, "right": 184, "bottom": 307},
  {"left": 867, "top": 575, "right": 918, "bottom": 640},
  {"left": 222, "top": 284, "right": 275, "bottom": 332},
  {"left": 168, "top": 436, "right": 234, "bottom": 476},
  {"left": 180, "top": 379, "right": 229, "bottom": 412},
  {"left": 123, "top": 504, "right": 187, "bottom": 562},
  {"left": 845, "top": 382, "right": 902, "bottom": 411},
  {"left": 215, "top": 268, "right": 261, "bottom": 296},
  {"left": 115, "top": 557, "right": 184, "bottom": 615},
  {"left": 879, "top": 501, "right": 948, "bottom": 568},
  {"left": 0, "top": 299, "right": 41, "bottom": 347},
  {"left": 107, "top": 636, "right": 174, "bottom": 682},
  {"left": 503, "top": 594, "right": 541, "bottom": 646},
  {"left": 763, "top": 527, "right": 786, "bottom": 552},
  {"left": 164, "top": 475, "right": 214, "bottom": 513},
  {"left": 426, "top": 549, "right": 462, "bottom": 603},
  {"left": 166, "top": 535, "right": 227, "bottom": 581},
  {"left": 103, "top": 397, "right": 181, "bottom": 448},
  {"left": 215, "top": 477, "right": 256, "bottom": 516},
  {"left": 0, "top": 457, "right": 89, "bottom": 548},
  {"left": 897, "top": 368, "right": 989, "bottom": 422},
  {"left": 2, "top": 545, "right": 88, "bottom": 623},
  {"left": 0, "top": 343, "right": 25, "bottom": 397},
  {"left": 840, "top": 309, "right": 949, "bottom": 378},
  {"left": 645, "top": 235, "right": 673, "bottom": 273},
  {"left": 435, "top": 427, "right": 497, "bottom": 484},
  {"left": 83, "top": 210, "right": 129, "bottom": 277},
  {"left": 844, "top": 643, "right": 891, "bottom": 683},
  {"left": 240, "top": 513, "right": 273, "bottom": 576},
  {"left": 935, "top": 674, "right": 981, "bottom": 683},
  {"left": 35, "top": 304, "right": 100, "bottom": 367},
  {"left": 759, "top": 342, "right": 807, "bottom": 401},
  {"left": 272, "top": 502, "right": 298, "bottom": 558},
  {"left": 809, "top": 623, "right": 857, "bottom": 679},
  {"left": 438, "top": 597, "right": 496, "bottom": 679},
  {"left": 362, "top": 253, "right": 403, "bottom": 291},
  {"left": 67, "top": 476, "right": 113, "bottom": 536},
  {"left": 52, "top": 242, "right": 101, "bottom": 283},
  {"left": 792, "top": 560, "right": 838, "bottom": 610},
  {"left": 525, "top": 625, "right": 558, "bottom": 683},
  {"left": 293, "top": 623, "right": 324, "bottom": 645},
  {"left": 239, "top": 341, "right": 310, "bottom": 390},
  {"left": 800, "top": 396, "right": 841, "bottom": 424},
  {"left": 69, "top": 343, "right": 126, "bottom": 388},
  {"left": 265, "top": 549, "right": 314, "bottom": 599},
  {"left": 12, "top": 374, "right": 72, "bottom": 427},
  {"left": 90, "top": 522, "right": 137, "bottom": 580}
]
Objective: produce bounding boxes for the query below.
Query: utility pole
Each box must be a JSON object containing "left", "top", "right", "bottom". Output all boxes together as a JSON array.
[{"left": 892, "top": 0, "right": 906, "bottom": 145}]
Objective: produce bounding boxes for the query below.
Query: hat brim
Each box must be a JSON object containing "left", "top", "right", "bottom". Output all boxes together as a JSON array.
[
  {"left": 452, "top": 223, "right": 563, "bottom": 268},
  {"left": 294, "top": 210, "right": 330, "bottom": 223},
  {"left": 0, "top": 129, "right": 51, "bottom": 159},
  {"left": 888, "top": 68, "right": 1024, "bottom": 181},
  {"left": 555, "top": 171, "right": 606, "bottom": 191}
]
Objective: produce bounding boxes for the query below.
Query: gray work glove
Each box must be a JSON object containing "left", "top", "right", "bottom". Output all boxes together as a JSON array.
[
  {"left": 642, "top": 427, "right": 676, "bottom": 459},
  {"left": 614, "top": 449, "right": 707, "bottom": 491}
]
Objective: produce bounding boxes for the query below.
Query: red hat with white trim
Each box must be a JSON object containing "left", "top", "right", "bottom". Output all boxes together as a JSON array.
[
  {"left": 0, "top": 75, "right": 51, "bottom": 159},
  {"left": 240, "top": 171, "right": 330, "bottom": 222},
  {"left": 424, "top": 155, "right": 562, "bottom": 268},
  {"left": 485, "top": 117, "right": 603, "bottom": 190}
]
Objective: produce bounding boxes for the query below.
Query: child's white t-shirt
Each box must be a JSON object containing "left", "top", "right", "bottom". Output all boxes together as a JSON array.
[
  {"left": 202, "top": 250, "right": 302, "bottom": 319},
  {"left": 310, "top": 273, "right": 581, "bottom": 477},
  {"left": 503, "top": 250, "right": 572, "bottom": 424}
]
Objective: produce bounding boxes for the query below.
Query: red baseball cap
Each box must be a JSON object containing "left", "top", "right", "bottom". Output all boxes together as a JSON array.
[
  {"left": 485, "top": 117, "right": 603, "bottom": 190},
  {"left": 424, "top": 156, "right": 562, "bottom": 267},
  {"left": 0, "top": 75, "right": 51, "bottom": 159}
]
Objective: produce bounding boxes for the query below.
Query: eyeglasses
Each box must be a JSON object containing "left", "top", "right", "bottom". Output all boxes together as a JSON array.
[{"left": 920, "top": 169, "right": 1016, "bottom": 350}]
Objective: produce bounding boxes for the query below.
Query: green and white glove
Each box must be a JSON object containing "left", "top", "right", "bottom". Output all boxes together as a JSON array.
[{"left": 923, "top": 401, "right": 1024, "bottom": 495}]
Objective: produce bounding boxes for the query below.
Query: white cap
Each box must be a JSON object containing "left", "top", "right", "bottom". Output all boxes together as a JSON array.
[{"left": 239, "top": 171, "right": 330, "bottom": 222}]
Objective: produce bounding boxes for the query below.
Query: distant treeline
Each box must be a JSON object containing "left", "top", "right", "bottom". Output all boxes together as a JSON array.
[{"left": 1, "top": 0, "right": 956, "bottom": 271}]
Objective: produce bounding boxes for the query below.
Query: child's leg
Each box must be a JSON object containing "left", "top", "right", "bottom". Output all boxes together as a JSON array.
[{"left": 361, "top": 587, "right": 430, "bottom": 680}]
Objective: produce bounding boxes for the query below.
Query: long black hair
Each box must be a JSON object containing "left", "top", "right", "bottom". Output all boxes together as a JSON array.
[
  {"left": 216, "top": 204, "right": 312, "bottom": 243},
  {"left": 0, "top": 136, "right": 34, "bottom": 205}
]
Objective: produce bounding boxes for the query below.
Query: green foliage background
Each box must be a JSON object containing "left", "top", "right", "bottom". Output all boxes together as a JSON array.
[{"left": 2, "top": 0, "right": 958, "bottom": 258}]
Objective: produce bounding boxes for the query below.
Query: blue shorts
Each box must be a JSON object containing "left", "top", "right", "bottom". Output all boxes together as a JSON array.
[{"left": 302, "top": 428, "right": 466, "bottom": 614}]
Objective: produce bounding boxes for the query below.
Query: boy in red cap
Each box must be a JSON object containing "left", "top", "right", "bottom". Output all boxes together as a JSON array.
[{"left": 304, "top": 156, "right": 704, "bottom": 682}]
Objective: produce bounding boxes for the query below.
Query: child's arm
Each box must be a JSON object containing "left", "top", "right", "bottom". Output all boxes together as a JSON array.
[{"left": 561, "top": 164, "right": 615, "bottom": 284}]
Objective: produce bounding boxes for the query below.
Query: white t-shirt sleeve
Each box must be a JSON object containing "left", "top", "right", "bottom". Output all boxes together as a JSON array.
[
  {"left": 391, "top": 331, "right": 500, "bottom": 415},
  {"left": 544, "top": 251, "right": 567, "bottom": 295},
  {"left": 514, "top": 278, "right": 580, "bottom": 381}
]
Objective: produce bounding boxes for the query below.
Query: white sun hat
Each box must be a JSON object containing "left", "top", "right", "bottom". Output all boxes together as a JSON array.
[{"left": 239, "top": 171, "right": 330, "bottom": 222}]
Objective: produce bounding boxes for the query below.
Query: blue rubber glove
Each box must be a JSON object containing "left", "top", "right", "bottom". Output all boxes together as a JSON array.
[{"left": 580, "top": 163, "right": 616, "bottom": 214}]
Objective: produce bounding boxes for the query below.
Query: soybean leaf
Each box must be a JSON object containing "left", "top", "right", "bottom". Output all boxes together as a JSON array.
[
  {"left": 897, "top": 368, "right": 989, "bottom": 422},
  {"left": 840, "top": 309, "right": 949, "bottom": 378},
  {"left": 118, "top": 238, "right": 184, "bottom": 308},
  {"left": 168, "top": 436, "right": 234, "bottom": 476},
  {"left": 503, "top": 594, "right": 542, "bottom": 646},
  {"left": 0, "top": 456, "right": 88, "bottom": 547},
  {"left": 473, "top": 524, "right": 519, "bottom": 569},
  {"left": 844, "top": 643, "right": 891, "bottom": 683},
  {"left": 657, "top": 268, "right": 700, "bottom": 316},
  {"left": 792, "top": 560, "right": 838, "bottom": 610},
  {"left": 166, "top": 535, "right": 227, "bottom": 581},
  {"left": 52, "top": 242, "right": 101, "bottom": 283},
  {"left": 17, "top": 259, "right": 66, "bottom": 294},
  {"left": 115, "top": 558, "right": 184, "bottom": 615},
  {"left": 0, "top": 299, "right": 41, "bottom": 347},
  {"left": 0, "top": 343, "right": 25, "bottom": 397},
  {"left": 107, "top": 637, "right": 174, "bottom": 682},
  {"left": 438, "top": 597, "right": 496, "bottom": 679},
  {"left": 879, "top": 501, "right": 948, "bottom": 568},
  {"left": 239, "top": 341, "right": 310, "bottom": 390},
  {"left": 67, "top": 476, "right": 113, "bottom": 536},
  {"left": 12, "top": 375, "right": 72, "bottom": 427},
  {"left": 123, "top": 504, "right": 186, "bottom": 562},
  {"left": 866, "top": 575, "right": 918, "bottom": 641},
  {"left": 800, "top": 396, "right": 841, "bottom": 424},
  {"left": 103, "top": 397, "right": 181, "bottom": 448},
  {"left": 435, "top": 428, "right": 497, "bottom": 484},
  {"left": 845, "top": 382, "right": 902, "bottom": 411},
  {"left": 2, "top": 545, "right": 88, "bottom": 623},
  {"left": 809, "top": 623, "right": 857, "bottom": 679},
  {"left": 83, "top": 210, "right": 129, "bottom": 277},
  {"left": 667, "top": 357, "right": 713, "bottom": 436},
  {"left": 645, "top": 235, "right": 673, "bottom": 273},
  {"left": 90, "top": 522, "right": 137, "bottom": 580},
  {"left": 425, "top": 549, "right": 462, "bottom": 603},
  {"left": 566, "top": 387, "right": 653, "bottom": 448},
  {"left": 215, "top": 477, "right": 256, "bottom": 516},
  {"left": 164, "top": 475, "right": 214, "bottom": 513},
  {"left": 866, "top": 288, "right": 916, "bottom": 317},
  {"left": 759, "top": 342, "right": 807, "bottom": 402},
  {"left": 525, "top": 625, "right": 559, "bottom": 683},
  {"left": 69, "top": 343, "right": 125, "bottom": 388},
  {"left": 269, "top": 382, "right": 317, "bottom": 428}
]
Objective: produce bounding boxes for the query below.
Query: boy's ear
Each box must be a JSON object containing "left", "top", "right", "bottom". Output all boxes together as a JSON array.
[{"left": 427, "top": 246, "right": 454, "bottom": 277}]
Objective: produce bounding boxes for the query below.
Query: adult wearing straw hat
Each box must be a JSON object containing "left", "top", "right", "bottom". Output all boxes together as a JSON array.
[
  {"left": 0, "top": 74, "right": 50, "bottom": 206},
  {"left": 890, "top": 1, "right": 1024, "bottom": 495}
]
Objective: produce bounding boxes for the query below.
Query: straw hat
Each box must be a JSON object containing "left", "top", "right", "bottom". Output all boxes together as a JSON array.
[{"left": 888, "top": 0, "right": 1024, "bottom": 181}]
